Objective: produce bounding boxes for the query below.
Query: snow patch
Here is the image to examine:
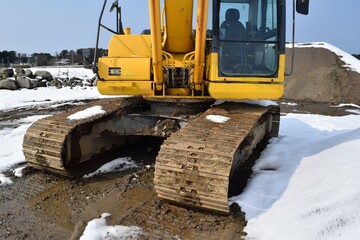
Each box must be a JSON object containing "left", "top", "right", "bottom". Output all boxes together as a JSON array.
[
  {"left": 346, "top": 109, "right": 360, "bottom": 115},
  {"left": 13, "top": 166, "right": 26, "bottom": 177},
  {"left": 29, "top": 67, "right": 95, "bottom": 81},
  {"left": 67, "top": 105, "right": 106, "bottom": 120},
  {"left": 80, "top": 213, "right": 141, "bottom": 240},
  {"left": 0, "top": 87, "right": 116, "bottom": 111},
  {"left": 333, "top": 103, "right": 360, "bottom": 109},
  {"left": 229, "top": 113, "right": 360, "bottom": 239},
  {"left": 280, "top": 101, "right": 298, "bottom": 106},
  {"left": 0, "top": 115, "right": 48, "bottom": 185},
  {"left": 0, "top": 174, "right": 13, "bottom": 186},
  {"left": 241, "top": 100, "right": 278, "bottom": 107},
  {"left": 83, "top": 157, "right": 138, "bottom": 178},
  {"left": 206, "top": 115, "right": 230, "bottom": 123}
]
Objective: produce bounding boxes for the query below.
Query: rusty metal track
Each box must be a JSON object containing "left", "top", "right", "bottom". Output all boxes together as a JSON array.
[
  {"left": 154, "top": 102, "right": 279, "bottom": 213},
  {"left": 23, "top": 97, "right": 146, "bottom": 177}
]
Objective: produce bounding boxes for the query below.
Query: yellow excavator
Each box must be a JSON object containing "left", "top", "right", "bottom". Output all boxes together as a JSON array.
[{"left": 23, "top": 0, "right": 309, "bottom": 213}]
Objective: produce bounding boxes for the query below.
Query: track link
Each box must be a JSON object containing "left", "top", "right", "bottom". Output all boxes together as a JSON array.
[
  {"left": 23, "top": 97, "right": 146, "bottom": 177},
  {"left": 154, "top": 102, "right": 279, "bottom": 213}
]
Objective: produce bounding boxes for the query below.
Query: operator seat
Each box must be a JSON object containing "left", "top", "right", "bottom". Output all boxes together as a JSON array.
[
  {"left": 220, "top": 8, "right": 247, "bottom": 41},
  {"left": 219, "top": 8, "right": 247, "bottom": 73}
]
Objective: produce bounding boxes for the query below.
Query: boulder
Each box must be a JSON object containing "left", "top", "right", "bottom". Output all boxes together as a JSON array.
[
  {"left": 34, "top": 70, "right": 53, "bottom": 81},
  {"left": 48, "top": 78, "right": 63, "bottom": 88},
  {"left": 0, "top": 68, "right": 5, "bottom": 79},
  {"left": 15, "top": 68, "right": 25, "bottom": 75},
  {"left": 25, "top": 69, "right": 34, "bottom": 78},
  {"left": 0, "top": 78, "right": 18, "bottom": 90},
  {"left": 16, "top": 75, "right": 39, "bottom": 89},
  {"left": 2, "top": 69, "right": 14, "bottom": 79},
  {"left": 38, "top": 79, "right": 47, "bottom": 87}
]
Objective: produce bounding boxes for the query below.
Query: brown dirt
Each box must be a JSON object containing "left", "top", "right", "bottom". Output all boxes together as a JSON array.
[
  {"left": 0, "top": 164, "right": 245, "bottom": 240},
  {"left": 284, "top": 46, "right": 360, "bottom": 105}
]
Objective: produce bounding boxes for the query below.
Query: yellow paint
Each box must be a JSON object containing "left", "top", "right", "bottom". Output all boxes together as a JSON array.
[
  {"left": 206, "top": 53, "right": 285, "bottom": 100},
  {"left": 149, "top": 0, "right": 164, "bottom": 91},
  {"left": 207, "top": 53, "right": 285, "bottom": 83},
  {"left": 193, "top": 0, "right": 208, "bottom": 90},
  {"left": 164, "top": 0, "right": 194, "bottom": 53},
  {"left": 98, "top": 57, "right": 151, "bottom": 81},
  {"left": 124, "top": 27, "right": 131, "bottom": 35},
  {"left": 97, "top": 80, "right": 153, "bottom": 96},
  {"left": 208, "top": 82, "right": 284, "bottom": 100},
  {"left": 108, "top": 35, "right": 151, "bottom": 58}
]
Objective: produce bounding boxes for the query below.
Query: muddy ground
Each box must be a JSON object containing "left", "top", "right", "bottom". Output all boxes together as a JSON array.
[{"left": 0, "top": 98, "right": 356, "bottom": 240}]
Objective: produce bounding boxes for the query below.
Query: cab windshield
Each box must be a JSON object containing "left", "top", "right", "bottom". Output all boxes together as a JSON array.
[{"left": 218, "top": 0, "right": 279, "bottom": 77}]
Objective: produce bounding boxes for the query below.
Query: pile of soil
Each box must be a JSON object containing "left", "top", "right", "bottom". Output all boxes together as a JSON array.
[{"left": 284, "top": 46, "right": 360, "bottom": 105}]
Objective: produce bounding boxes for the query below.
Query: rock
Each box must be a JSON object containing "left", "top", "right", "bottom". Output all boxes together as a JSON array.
[
  {"left": 17, "top": 72, "right": 25, "bottom": 78},
  {"left": 0, "top": 78, "right": 18, "bottom": 90},
  {"left": 48, "top": 78, "right": 63, "bottom": 88},
  {"left": 15, "top": 68, "right": 25, "bottom": 75},
  {"left": 2, "top": 69, "right": 14, "bottom": 79},
  {"left": 34, "top": 70, "right": 52, "bottom": 81},
  {"left": 0, "top": 67, "right": 5, "bottom": 77},
  {"left": 25, "top": 69, "right": 34, "bottom": 78},
  {"left": 16, "top": 75, "right": 39, "bottom": 89},
  {"left": 38, "top": 79, "right": 47, "bottom": 87}
]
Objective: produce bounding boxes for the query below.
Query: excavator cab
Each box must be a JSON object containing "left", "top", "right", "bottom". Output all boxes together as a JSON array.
[{"left": 207, "top": 0, "right": 286, "bottom": 99}]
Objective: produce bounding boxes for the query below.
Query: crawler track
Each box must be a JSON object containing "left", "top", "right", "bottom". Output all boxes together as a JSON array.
[
  {"left": 154, "top": 102, "right": 279, "bottom": 213},
  {"left": 23, "top": 97, "right": 146, "bottom": 177},
  {"left": 23, "top": 96, "right": 279, "bottom": 213}
]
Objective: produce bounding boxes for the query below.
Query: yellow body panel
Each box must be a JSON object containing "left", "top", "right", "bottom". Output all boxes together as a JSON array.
[
  {"left": 164, "top": 0, "right": 194, "bottom": 53},
  {"left": 207, "top": 82, "right": 284, "bottom": 100},
  {"left": 98, "top": 57, "right": 151, "bottom": 81},
  {"left": 206, "top": 53, "right": 285, "bottom": 100},
  {"left": 97, "top": 80, "right": 153, "bottom": 96},
  {"left": 108, "top": 35, "right": 151, "bottom": 57},
  {"left": 207, "top": 53, "right": 285, "bottom": 83}
]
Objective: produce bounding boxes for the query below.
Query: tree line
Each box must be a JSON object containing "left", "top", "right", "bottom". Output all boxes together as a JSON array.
[
  {"left": 0, "top": 48, "right": 107, "bottom": 67},
  {"left": 352, "top": 54, "right": 360, "bottom": 60},
  {"left": 2, "top": 49, "right": 359, "bottom": 67}
]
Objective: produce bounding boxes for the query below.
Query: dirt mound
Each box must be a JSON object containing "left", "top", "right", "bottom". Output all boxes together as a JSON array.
[{"left": 284, "top": 46, "right": 360, "bottom": 104}]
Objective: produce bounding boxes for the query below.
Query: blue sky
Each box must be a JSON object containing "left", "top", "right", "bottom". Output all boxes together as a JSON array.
[{"left": 0, "top": 0, "right": 359, "bottom": 55}]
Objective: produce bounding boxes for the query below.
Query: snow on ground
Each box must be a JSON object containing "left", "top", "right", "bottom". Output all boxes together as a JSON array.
[
  {"left": 287, "top": 42, "right": 360, "bottom": 74},
  {"left": 280, "top": 101, "right": 298, "bottom": 106},
  {"left": 79, "top": 213, "right": 141, "bottom": 240},
  {"left": 29, "top": 66, "right": 95, "bottom": 81},
  {"left": 0, "top": 87, "right": 115, "bottom": 111},
  {"left": 83, "top": 157, "right": 138, "bottom": 178},
  {"left": 230, "top": 113, "right": 360, "bottom": 240},
  {"left": 0, "top": 115, "right": 48, "bottom": 185}
]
